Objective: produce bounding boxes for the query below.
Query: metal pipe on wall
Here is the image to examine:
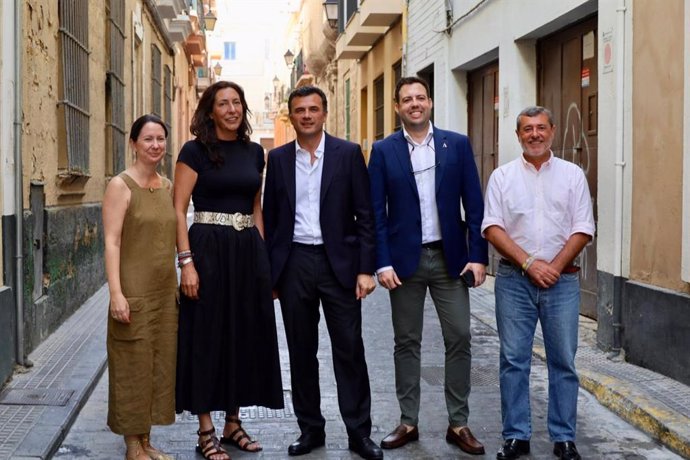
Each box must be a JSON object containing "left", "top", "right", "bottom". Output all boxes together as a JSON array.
[
  {"left": 612, "top": 0, "right": 627, "bottom": 354},
  {"left": 14, "top": 0, "right": 25, "bottom": 366}
]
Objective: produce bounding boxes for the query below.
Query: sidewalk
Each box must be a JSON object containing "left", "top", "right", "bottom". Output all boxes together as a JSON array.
[{"left": 0, "top": 280, "right": 688, "bottom": 459}]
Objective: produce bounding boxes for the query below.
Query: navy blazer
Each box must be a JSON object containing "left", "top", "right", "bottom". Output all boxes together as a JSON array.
[
  {"left": 263, "top": 133, "right": 376, "bottom": 289},
  {"left": 368, "top": 127, "right": 488, "bottom": 279}
]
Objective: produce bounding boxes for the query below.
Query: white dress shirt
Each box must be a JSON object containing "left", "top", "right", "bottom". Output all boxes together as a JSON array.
[
  {"left": 405, "top": 123, "right": 442, "bottom": 244},
  {"left": 481, "top": 152, "right": 595, "bottom": 262},
  {"left": 293, "top": 133, "right": 325, "bottom": 245}
]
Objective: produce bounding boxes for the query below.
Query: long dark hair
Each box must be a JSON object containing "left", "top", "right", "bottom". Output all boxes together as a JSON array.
[{"left": 190, "top": 81, "right": 253, "bottom": 166}]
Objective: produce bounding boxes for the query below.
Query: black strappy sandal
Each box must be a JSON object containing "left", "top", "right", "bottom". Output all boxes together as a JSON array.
[
  {"left": 220, "top": 416, "right": 263, "bottom": 452},
  {"left": 196, "top": 427, "right": 231, "bottom": 459}
]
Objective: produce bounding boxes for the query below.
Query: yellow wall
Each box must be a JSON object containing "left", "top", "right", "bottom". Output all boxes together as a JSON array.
[
  {"left": 335, "top": 20, "right": 402, "bottom": 160},
  {"left": 22, "top": 0, "right": 195, "bottom": 208},
  {"left": 630, "top": 0, "right": 688, "bottom": 292}
]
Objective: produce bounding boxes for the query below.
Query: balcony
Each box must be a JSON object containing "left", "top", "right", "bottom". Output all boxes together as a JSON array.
[
  {"left": 197, "top": 67, "right": 211, "bottom": 94},
  {"left": 335, "top": 33, "right": 369, "bottom": 60},
  {"left": 359, "top": 0, "right": 403, "bottom": 27},
  {"left": 154, "top": 0, "right": 178, "bottom": 19},
  {"left": 168, "top": 14, "right": 192, "bottom": 42},
  {"left": 184, "top": 33, "right": 205, "bottom": 56},
  {"left": 344, "top": 12, "right": 387, "bottom": 47}
]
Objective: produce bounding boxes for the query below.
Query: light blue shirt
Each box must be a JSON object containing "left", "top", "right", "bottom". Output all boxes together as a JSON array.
[
  {"left": 404, "top": 123, "right": 442, "bottom": 244},
  {"left": 293, "top": 132, "right": 325, "bottom": 244}
]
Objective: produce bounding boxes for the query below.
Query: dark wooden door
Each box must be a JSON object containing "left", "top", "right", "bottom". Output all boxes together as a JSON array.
[
  {"left": 538, "top": 16, "right": 598, "bottom": 318},
  {"left": 468, "top": 62, "right": 499, "bottom": 274}
]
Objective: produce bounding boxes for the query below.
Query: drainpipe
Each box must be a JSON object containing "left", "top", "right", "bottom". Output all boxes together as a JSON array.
[
  {"left": 14, "top": 0, "right": 25, "bottom": 366},
  {"left": 611, "top": 0, "right": 627, "bottom": 354}
]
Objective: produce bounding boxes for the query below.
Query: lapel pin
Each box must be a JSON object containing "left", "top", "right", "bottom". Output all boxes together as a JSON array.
[{"left": 443, "top": 142, "right": 447, "bottom": 148}]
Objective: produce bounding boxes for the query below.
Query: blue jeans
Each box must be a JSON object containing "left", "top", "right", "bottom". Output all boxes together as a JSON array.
[{"left": 494, "top": 262, "right": 580, "bottom": 442}]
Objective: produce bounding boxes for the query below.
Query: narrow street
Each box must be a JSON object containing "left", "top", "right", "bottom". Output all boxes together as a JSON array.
[{"left": 55, "top": 283, "right": 681, "bottom": 459}]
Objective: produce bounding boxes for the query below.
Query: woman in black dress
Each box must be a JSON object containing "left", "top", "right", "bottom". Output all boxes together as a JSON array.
[{"left": 174, "top": 81, "right": 283, "bottom": 460}]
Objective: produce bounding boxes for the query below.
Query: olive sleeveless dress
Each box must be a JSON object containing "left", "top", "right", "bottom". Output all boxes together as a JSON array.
[{"left": 107, "top": 173, "right": 178, "bottom": 435}]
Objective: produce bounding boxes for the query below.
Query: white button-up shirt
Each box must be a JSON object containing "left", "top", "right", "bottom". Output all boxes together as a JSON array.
[
  {"left": 405, "top": 124, "right": 442, "bottom": 244},
  {"left": 481, "top": 152, "right": 595, "bottom": 262},
  {"left": 293, "top": 133, "right": 325, "bottom": 245}
]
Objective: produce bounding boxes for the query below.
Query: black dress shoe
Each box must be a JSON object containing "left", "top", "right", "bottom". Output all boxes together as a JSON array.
[
  {"left": 496, "top": 439, "right": 530, "bottom": 460},
  {"left": 554, "top": 441, "right": 581, "bottom": 460},
  {"left": 348, "top": 436, "right": 384, "bottom": 460},
  {"left": 288, "top": 432, "right": 325, "bottom": 456}
]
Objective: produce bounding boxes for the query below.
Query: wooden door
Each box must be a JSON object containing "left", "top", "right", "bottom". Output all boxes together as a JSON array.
[
  {"left": 538, "top": 16, "right": 598, "bottom": 318},
  {"left": 468, "top": 62, "right": 499, "bottom": 274}
]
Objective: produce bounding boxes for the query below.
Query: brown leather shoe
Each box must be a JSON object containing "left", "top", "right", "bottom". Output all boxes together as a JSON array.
[
  {"left": 446, "top": 426, "right": 485, "bottom": 455},
  {"left": 380, "top": 424, "right": 419, "bottom": 449}
]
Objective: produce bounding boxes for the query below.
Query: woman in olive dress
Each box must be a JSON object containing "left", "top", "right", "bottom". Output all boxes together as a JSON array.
[{"left": 103, "top": 114, "right": 177, "bottom": 460}]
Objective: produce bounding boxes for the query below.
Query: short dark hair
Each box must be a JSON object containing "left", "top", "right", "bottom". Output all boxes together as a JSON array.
[
  {"left": 130, "top": 114, "right": 167, "bottom": 141},
  {"left": 394, "top": 76, "right": 431, "bottom": 103},
  {"left": 288, "top": 85, "right": 328, "bottom": 113},
  {"left": 516, "top": 106, "right": 555, "bottom": 130}
]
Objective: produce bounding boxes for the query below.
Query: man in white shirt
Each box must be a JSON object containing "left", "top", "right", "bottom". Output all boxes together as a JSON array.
[
  {"left": 482, "top": 106, "right": 595, "bottom": 460},
  {"left": 369, "top": 76, "right": 488, "bottom": 455}
]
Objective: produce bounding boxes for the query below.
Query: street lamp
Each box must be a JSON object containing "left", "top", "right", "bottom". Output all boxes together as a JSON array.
[
  {"left": 323, "top": 0, "right": 338, "bottom": 29},
  {"left": 273, "top": 75, "right": 280, "bottom": 91},
  {"left": 204, "top": 11, "right": 217, "bottom": 31},
  {"left": 213, "top": 62, "right": 222, "bottom": 76},
  {"left": 284, "top": 49, "right": 295, "bottom": 68}
]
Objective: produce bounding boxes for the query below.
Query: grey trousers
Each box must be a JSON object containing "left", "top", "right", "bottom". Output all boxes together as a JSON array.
[{"left": 388, "top": 247, "right": 472, "bottom": 427}]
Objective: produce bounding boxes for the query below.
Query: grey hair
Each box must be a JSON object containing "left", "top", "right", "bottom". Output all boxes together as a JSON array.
[{"left": 516, "top": 106, "right": 555, "bottom": 130}]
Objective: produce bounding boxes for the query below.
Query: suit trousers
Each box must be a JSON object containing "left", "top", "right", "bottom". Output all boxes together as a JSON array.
[
  {"left": 389, "top": 246, "right": 472, "bottom": 427},
  {"left": 277, "top": 243, "right": 373, "bottom": 439}
]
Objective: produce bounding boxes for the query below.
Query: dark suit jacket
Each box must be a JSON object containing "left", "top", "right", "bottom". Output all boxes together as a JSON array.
[
  {"left": 368, "top": 127, "right": 488, "bottom": 279},
  {"left": 263, "top": 133, "right": 376, "bottom": 290}
]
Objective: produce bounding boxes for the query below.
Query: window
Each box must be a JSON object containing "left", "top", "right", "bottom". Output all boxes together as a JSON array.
[
  {"left": 374, "top": 76, "right": 384, "bottom": 141},
  {"left": 151, "top": 45, "right": 162, "bottom": 117},
  {"left": 345, "top": 78, "right": 351, "bottom": 141},
  {"left": 393, "top": 60, "right": 402, "bottom": 132},
  {"left": 224, "top": 41, "right": 236, "bottom": 60},
  {"left": 58, "top": 0, "right": 90, "bottom": 173},
  {"left": 106, "top": 0, "right": 125, "bottom": 174}
]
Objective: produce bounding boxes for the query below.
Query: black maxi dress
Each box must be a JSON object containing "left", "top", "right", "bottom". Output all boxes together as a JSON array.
[{"left": 175, "top": 139, "right": 284, "bottom": 414}]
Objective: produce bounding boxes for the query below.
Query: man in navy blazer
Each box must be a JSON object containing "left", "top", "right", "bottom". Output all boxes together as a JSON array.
[
  {"left": 263, "top": 86, "right": 382, "bottom": 460},
  {"left": 368, "top": 76, "right": 488, "bottom": 455}
]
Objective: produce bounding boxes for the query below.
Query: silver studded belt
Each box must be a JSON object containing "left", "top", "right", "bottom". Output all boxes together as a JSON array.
[{"left": 193, "top": 211, "right": 255, "bottom": 231}]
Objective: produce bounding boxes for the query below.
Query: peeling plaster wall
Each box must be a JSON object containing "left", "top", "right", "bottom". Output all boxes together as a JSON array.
[{"left": 16, "top": 0, "right": 198, "bottom": 357}]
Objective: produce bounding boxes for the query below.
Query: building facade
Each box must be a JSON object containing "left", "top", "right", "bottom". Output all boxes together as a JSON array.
[
  {"left": 318, "top": 0, "right": 689, "bottom": 390},
  {"left": 0, "top": 0, "right": 211, "bottom": 386},
  {"left": 401, "top": 0, "right": 690, "bottom": 387}
]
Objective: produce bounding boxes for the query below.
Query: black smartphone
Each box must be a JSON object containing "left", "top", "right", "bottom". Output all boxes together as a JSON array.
[{"left": 461, "top": 270, "right": 475, "bottom": 288}]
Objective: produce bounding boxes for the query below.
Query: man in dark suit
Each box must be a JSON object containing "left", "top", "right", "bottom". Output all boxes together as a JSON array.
[
  {"left": 368, "top": 76, "right": 488, "bottom": 455},
  {"left": 263, "top": 86, "right": 383, "bottom": 460}
]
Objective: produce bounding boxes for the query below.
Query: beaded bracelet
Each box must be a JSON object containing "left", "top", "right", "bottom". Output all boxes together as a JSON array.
[
  {"left": 521, "top": 255, "right": 535, "bottom": 271},
  {"left": 178, "top": 257, "right": 193, "bottom": 268}
]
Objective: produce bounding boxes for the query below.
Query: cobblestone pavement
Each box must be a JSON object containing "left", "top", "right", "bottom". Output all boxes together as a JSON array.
[{"left": 52, "top": 283, "right": 683, "bottom": 460}]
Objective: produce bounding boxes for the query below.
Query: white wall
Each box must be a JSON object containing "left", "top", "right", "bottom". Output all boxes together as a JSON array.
[
  {"left": 1, "top": 0, "right": 17, "bottom": 217},
  {"left": 595, "top": 0, "right": 633, "bottom": 276},
  {"left": 405, "top": 0, "right": 634, "bottom": 276}
]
